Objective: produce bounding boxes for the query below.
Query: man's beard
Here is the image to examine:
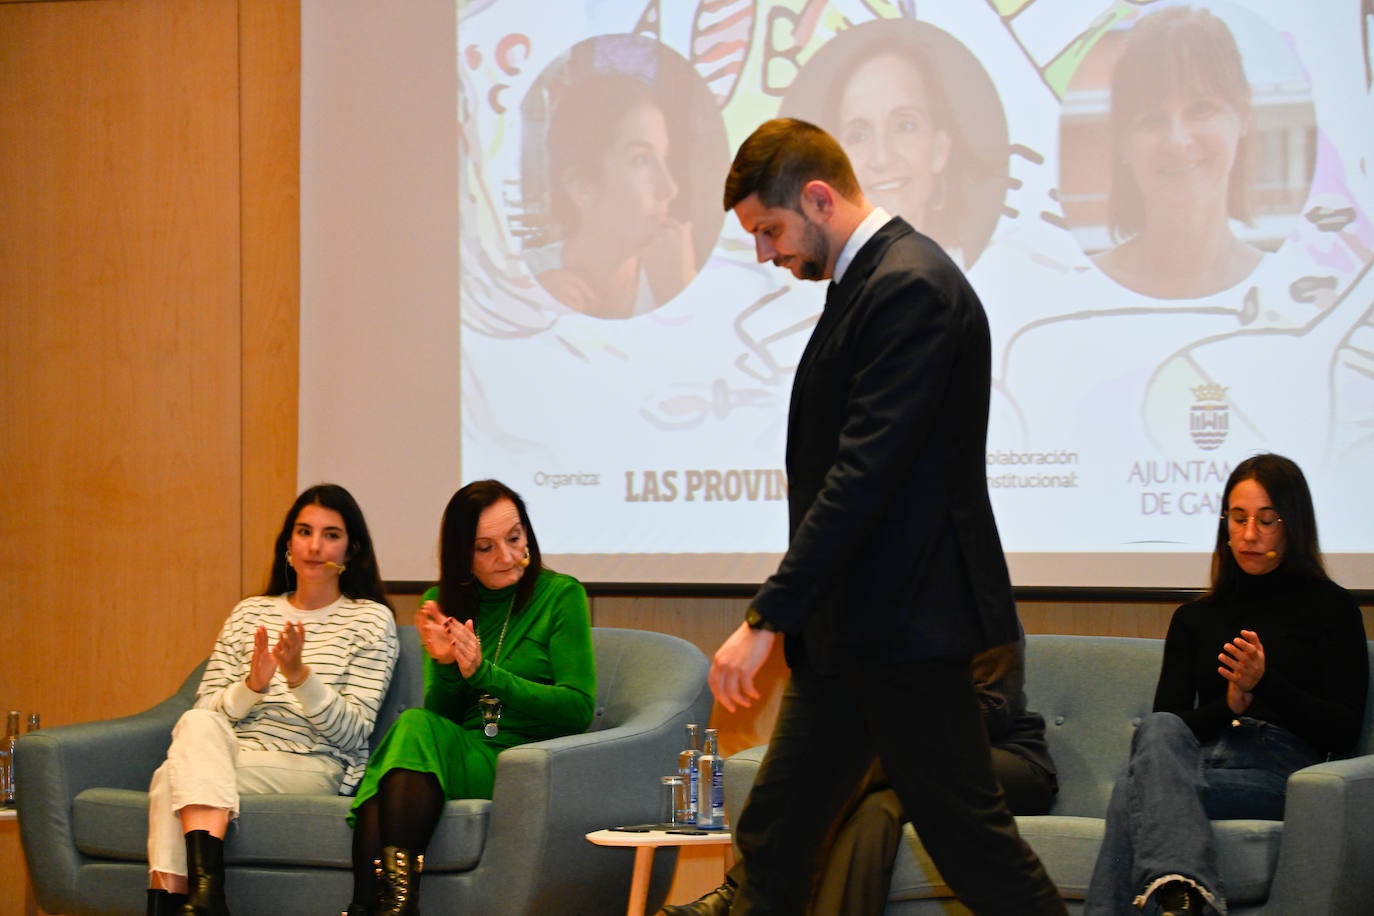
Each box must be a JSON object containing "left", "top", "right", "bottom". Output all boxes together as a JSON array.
[{"left": 795, "top": 217, "right": 829, "bottom": 281}]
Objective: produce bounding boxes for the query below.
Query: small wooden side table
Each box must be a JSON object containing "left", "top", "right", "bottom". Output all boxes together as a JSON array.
[
  {"left": 0, "top": 808, "right": 40, "bottom": 916},
  {"left": 586, "top": 827, "right": 733, "bottom": 916}
]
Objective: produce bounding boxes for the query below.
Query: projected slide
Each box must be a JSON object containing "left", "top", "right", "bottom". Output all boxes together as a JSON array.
[
  {"left": 455, "top": 0, "right": 1374, "bottom": 583},
  {"left": 301, "top": 0, "right": 1374, "bottom": 587}
]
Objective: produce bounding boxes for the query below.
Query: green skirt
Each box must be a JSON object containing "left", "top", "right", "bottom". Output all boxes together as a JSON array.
[{"left": 348, "top": 707, "right": 499, "bottom": 825}]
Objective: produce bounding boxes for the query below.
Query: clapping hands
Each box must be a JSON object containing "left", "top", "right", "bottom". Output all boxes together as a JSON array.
[
  {"left": 247, "top": 621, "right": 309, "bottom": 692},
  {"left": 417, "top": 601, "right": 484, "bottom": 678}
]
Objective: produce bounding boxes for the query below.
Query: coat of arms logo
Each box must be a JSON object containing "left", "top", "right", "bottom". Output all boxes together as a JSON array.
[{"left": 1189, "top": 383, "right": 1229, "bottom": 451}]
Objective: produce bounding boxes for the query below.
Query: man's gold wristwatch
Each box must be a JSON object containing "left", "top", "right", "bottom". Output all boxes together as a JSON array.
[{"left": 745, "top": 606, "right": 779, "bottom": 632}]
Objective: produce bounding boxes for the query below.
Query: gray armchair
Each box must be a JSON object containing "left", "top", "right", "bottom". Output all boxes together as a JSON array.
[{"left": 17, "top": 626, "right": 713, "bottom": 916}]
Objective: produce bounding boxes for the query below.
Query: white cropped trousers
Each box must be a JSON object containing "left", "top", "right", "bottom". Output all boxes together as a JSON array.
[{"left": 146, "top": 708, "right": 343, "bottom": 878}]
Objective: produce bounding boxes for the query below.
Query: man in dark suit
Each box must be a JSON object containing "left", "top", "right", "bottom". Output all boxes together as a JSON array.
[{"left": 702, "top": 119, "right": 1065, "bottom": 914}]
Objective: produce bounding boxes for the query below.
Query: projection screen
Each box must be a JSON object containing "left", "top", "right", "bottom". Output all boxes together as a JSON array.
[{"left": 300, "top": 0, "right": 1374, "bottom": 590}]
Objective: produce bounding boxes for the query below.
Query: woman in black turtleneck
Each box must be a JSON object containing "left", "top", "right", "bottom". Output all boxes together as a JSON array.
[{"left": 1085, "top": 453, "right": 1369, "bottom": 916}]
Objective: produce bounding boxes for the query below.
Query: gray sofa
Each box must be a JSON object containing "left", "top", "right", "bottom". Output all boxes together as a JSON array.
[
  {"left": 724, "top": 635, "right": 1374, "bottom": 915},
  {"left": 17, "top": 625, "right": 712, "bottom": 916}
]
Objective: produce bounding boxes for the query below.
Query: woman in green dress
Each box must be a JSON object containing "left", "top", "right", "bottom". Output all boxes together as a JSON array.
[{"left": 343, "top": 480, "right": 596, "bottom": 916}]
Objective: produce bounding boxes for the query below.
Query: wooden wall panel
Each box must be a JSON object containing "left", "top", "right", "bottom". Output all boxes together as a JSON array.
[
  {"left": 0, "top": 0, "right": 247, "bottom": 726},
  {"left": 239, "top": 0, "right": 302, "bottom": 596},
  {"left": 0, "top": 813, "right": 37, "bottom": 916}
]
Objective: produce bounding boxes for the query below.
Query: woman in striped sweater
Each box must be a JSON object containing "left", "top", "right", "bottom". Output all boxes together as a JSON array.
[{"left": 145, "top": 484, "right": 400, "bottom": 916}]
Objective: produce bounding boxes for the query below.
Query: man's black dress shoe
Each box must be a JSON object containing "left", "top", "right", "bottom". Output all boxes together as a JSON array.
[
  {"left": 1153, "top": 880, "right": 1205, "bottom": 916},
  {"left": 659, "top": 879, "right": 736, "bottom": 915}
]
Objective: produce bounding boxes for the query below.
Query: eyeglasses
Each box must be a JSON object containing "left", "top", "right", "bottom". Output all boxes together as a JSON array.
[{"left": 1222, "top": 509, "right": 1282, "bottom": 531}]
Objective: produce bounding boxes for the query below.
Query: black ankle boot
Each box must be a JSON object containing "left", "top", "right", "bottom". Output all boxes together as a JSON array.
[
  {"left": 660, "top": 878, "right": 736, "bottom": 915},
  {"left": 1154, "top": 880, "right": 1205, "bottom": 916},
  {"left": 147, "top": 888, "right": 188, "bottom": 916},
  {"left": 378, "top": 846, "right": 422, "bottom": 916},
  {"left": 181, "top": 830, "right": 230, "bottom": 916}
]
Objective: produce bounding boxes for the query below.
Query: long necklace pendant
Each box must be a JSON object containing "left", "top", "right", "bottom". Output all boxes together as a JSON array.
[
  {"left": 476, "top": 596, "right": 516, "bottom": 738},
  {"left": 479, "top": 693, "right": 501, "bottom": 737}
]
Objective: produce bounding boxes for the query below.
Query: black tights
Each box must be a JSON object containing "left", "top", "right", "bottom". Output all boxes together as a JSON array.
[{"left": 349, "top": 768, "right": 445, "bottom": 907}]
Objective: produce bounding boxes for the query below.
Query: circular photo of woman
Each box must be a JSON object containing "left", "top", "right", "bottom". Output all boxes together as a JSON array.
[
  {"left": 516, "top": 35, "right": 729, "bottom": 319},
  {"left": 779, "top": 18, "right": 1010, "bottom": 270},
  {"left": 1058, "top": 2, "right": 1317, "bottom": 300}
]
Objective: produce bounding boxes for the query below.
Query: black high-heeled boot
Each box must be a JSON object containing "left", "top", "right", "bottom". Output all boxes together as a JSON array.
[
  {"left": 181, "top": 829, "right": 230, "bottom": 916},
  {"left": 377, "top": 846, "right": 422, "bottom": 916},
  {"left": 147, "top": 888, "right": 188, "bottom": 916}
]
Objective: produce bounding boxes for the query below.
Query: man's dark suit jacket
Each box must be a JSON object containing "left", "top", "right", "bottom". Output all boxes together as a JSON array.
[{"left": 751, "top": 216, "right": 1020, "bottom": 675}]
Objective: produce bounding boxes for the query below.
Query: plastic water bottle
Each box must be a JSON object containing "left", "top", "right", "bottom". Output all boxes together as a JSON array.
[
  {"left": 677, "top": 723, "right": 701, "bottom": 824},
  {"left": 1, "top": 710, "right": 19, "bottom": 806},
  {"left": 698, "top": 727, "right": 726, "bottom": 829}
]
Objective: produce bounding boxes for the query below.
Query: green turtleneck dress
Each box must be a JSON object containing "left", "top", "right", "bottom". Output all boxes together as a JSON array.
[{"left": 350, "top": 568, "right": 595, "bottom": 815}]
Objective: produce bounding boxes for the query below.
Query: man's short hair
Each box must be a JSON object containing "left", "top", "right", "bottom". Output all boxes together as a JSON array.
[{"left": 723, "top": 118, "right": 862, "bottom": 212}]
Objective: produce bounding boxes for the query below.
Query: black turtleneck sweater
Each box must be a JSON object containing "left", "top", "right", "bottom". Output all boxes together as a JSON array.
[{"left": 1153, "top": 569, "right": 1369, "bottom": 757}]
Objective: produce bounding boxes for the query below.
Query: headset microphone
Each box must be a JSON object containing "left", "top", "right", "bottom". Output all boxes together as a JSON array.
[{"left": 1264, "top": 551, "right": 1278, "bottom": 559}]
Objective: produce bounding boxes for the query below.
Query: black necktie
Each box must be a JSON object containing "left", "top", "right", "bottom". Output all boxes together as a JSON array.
[{"left": 825, "top": 281, "right": 838, "bottom": 308}]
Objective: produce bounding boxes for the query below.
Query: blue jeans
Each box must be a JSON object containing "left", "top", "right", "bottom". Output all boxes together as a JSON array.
[{"left": 1084, "top": 712, "right": 1320, "bottom": 916}]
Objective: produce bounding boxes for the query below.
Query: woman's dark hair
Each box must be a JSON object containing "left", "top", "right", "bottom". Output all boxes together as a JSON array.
[
  {"left": 436, "top": 479, "right": 542, "bottom": 624},
  {"left": 265, "top": 483, "right": 391, "bottom": 609},
  {"left": 1210, "top": 453, "right": 1327, "bottom": 595},
  {"left": 1105, "top": 6, "right": 1255, "bottom": 243}
]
